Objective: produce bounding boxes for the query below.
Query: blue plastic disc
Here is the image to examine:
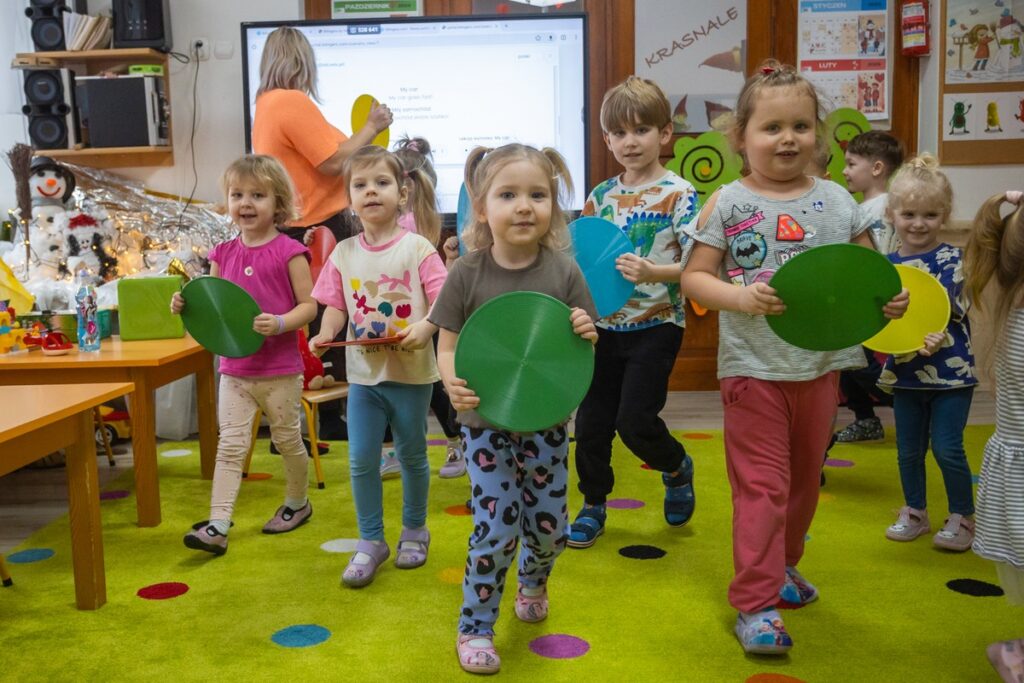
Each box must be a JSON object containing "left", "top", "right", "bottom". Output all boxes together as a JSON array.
[{"left": 569, "top": 216, "right": 635, "bottom": 319}]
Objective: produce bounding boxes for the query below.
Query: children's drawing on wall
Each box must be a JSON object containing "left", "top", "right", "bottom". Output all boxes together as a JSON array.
[
  {"left": 857, "top": 72, "right": 887, "bottom": 114},
  {"left": 858, "top": 14, "right": 886, "bottom": 56},
  {"left": 942, "top": 92, "right": 1024, "bottom": 140},
  {"left": 946, "top": 0, "right": 1024, "bottom": 83},
  {"left": 635, "top": 0, "right": 746, "bottom": 133}
]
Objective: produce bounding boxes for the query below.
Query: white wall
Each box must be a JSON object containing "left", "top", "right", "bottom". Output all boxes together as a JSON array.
[{"left": 918, "top": 1, "right": 1024, "bottom": 222}]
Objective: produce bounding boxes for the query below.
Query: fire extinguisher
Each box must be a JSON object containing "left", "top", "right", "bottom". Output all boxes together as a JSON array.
[{"left": 901, "top": 0, "right": 930, "bottom": 56}]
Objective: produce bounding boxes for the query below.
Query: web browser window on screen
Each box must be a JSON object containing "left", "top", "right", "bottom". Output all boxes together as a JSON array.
[{"left": 242, "top": 16, "right": 588, "bottom": 216}]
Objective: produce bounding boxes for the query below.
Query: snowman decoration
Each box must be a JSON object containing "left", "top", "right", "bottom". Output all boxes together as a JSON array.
[{"left": 25, "top": 156, "right": 74, "bottom": 279}]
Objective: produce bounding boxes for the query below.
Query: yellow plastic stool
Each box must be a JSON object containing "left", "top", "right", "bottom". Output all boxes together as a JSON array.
[{"left": 242, "top": 383, "right": 349, "bottom": 490}]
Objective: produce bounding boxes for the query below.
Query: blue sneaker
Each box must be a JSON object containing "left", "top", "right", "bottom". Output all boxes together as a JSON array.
[
  {"left": 779, "top": 566, "right": 819, "bottom": 606},
  {"left": 567, "top": 504, "right": 606, "bottom": 549},
  {"left": 663, "top": 454, "right": 695, "bottom": 527},
  {"left": 734, "top": 609, "right": 793, "bottom": 654}
]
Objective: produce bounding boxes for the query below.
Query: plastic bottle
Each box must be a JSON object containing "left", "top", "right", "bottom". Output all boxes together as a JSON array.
[{"left": 75, "top": 269, "right": 101, "bottom": 352}]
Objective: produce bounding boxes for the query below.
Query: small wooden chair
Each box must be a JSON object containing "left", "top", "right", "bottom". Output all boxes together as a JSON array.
[
  {"left": 242, "top": 383, "right": 349, "bottom": 490},
  {"left": 1, "top": 553, "right": 12, "bottom": 587},
  {"left": 93, "top": 407, "right": 116, "bottom": 467}
]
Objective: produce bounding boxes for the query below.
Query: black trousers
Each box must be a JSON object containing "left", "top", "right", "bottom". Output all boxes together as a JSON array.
[
  {"left": 839, "top": 346, "right": 892, "bottom": 421},
  {"left": 574, "top": 324, "right": 687, "bottom": 505}
]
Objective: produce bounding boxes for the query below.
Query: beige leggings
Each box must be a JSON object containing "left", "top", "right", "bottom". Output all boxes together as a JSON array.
[{"left": 210, "top": 373, "right": 308, "bottom": 522}]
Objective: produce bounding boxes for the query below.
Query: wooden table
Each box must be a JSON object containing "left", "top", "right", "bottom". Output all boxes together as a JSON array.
[
  {"left": 0, "top": 336, "right": 216, "bottom": 527},
  {"left": 0, "top": 382, "right": 135, "bottom": 609}
]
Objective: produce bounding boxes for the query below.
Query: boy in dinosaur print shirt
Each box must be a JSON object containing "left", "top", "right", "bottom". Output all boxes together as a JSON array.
[{"left": 569, "top": 76, "right": 700, "bottom": 551}]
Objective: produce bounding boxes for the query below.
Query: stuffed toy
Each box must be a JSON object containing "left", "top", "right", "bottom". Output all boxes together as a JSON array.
[{"left": 297, "top": 329, "right": 336, "bottom": 391}]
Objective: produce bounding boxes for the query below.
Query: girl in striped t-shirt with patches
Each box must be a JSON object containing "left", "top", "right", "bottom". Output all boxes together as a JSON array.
[{"left": 966, "top": 190, "right": 1024, "bottom": 683}]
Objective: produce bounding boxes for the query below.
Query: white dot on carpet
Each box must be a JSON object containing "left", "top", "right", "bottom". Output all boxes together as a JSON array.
[
  {"left": 161, "top": 449, "right": 192, "bottom": 458},
  {"left": 320, "top": 538, "right": 359, "bottom": 553}
]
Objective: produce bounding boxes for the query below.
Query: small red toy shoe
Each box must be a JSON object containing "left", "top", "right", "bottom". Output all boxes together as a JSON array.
[{"left": 41, "top": 331, "right": 74, "bottom": 356}]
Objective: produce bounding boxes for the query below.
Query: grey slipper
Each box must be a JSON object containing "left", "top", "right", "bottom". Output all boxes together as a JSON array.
[{"left": 394, "top": 527, "right": 430, "bottom": 569}]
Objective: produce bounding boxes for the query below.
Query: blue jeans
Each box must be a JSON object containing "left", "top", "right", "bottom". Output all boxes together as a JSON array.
[
  {"left": 893, "top": 387, "right": 975, "bottom": 515},
  {"left": 347, "top": 382, "right": 432, "bottom": 541}
]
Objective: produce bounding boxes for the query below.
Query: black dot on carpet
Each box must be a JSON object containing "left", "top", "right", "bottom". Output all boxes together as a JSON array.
[
  {"left": 618, "top": 544, "right": 666, "bottom": 560},
  {"left": 946, "top": 578, "right": 1004, "bottom": 597}
]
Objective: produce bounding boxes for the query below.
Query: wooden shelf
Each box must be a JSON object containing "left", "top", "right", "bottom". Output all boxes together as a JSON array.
[
  {"left": 42, "top": 146, "right": 174, "bottom": 169},
  {"left": 14, "top": 48, "right": 167, "bottom": 66}
]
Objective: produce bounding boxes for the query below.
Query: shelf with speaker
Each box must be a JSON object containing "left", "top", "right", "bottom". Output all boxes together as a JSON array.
[{"left": 12, "top": 48, "right": 173, "bottom": 169}]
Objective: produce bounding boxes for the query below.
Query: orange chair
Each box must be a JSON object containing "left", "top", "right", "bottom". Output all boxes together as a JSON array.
[{"left": 242, "top": 383, "right": 349, "bottom": 490}]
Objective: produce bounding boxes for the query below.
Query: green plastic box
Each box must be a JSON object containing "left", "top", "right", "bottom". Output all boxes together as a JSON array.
[{"left": 117, "top": 276, "right": 184, "bottom": 340}]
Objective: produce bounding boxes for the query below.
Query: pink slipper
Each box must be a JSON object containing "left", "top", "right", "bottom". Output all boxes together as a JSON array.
[
  {"left": 513, "top": 583, "right": 548, "bottom": 622},
  {"left": 457, "top": 634, "right": 500, "bottom": 674},
  {"left": 341, "top": 539, "right": 390, "bottom": 588}
]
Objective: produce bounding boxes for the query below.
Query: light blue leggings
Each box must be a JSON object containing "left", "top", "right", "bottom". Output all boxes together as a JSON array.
[{"left": 347, "top": 382, "right": 432, "bottom": 541}]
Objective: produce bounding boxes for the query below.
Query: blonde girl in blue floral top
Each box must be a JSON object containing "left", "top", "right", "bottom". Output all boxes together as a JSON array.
[{"left": 877, "top": 154, "right": 978, "bottom": 552}]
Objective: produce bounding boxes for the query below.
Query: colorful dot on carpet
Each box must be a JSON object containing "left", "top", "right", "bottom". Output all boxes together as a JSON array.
[
  {"left": 618, "top": 545, "right": 666, "bottom": 560},
  {"left": 746, "top": 674, "right": 807, "bottom": 683},
  {"left": 438, "top": 567, "right": 463, "bottom": 584},
  {"left": 100, "top": 490, "right": 129, "bottom": 500},
  {"left": 818, "top": 493, "right": 836, "bottom": 502},
  {"left": 244, "top": 473, "right": 273, "bottom": 481},
  {"left": 271, "top": 624, "right": 331, "bottom": 648},
  {"left": 607, "top": 498, "right": 645, "bottom": 510},
  {"left": 8, "top": 548, "right": 54, "bottom": 563},
  {"left": 824, "top": 458, "right": 854, "bottom": 468},
  {"left": 972, "top": 474, "right": 980, "bottom": 484},
  {"left": 528, "top": 634, "right": 590, "bottom": 659},
  {"left": 947, "top": 578, "right": 1004, "bottom": 597},
  {"left": 137, "top": 582, "right": 189, "bottom": 600},
  {"left": 160, "top": 448, "right": 192, "bottom": 458},
  {"left": 427, "top": 438, "right": 447, "bottom": 446},
  {"left": 445, "top": 504, "right": 472, "bottom": 516},
  {"left": 640, "top": 463, "right": 652, "bottom": 470},
  {"left": 320, "top": 538, "right": 359, "bottom": 553},
  {"left": 682, "top": 432, "right": 713, "bottom": 440}
]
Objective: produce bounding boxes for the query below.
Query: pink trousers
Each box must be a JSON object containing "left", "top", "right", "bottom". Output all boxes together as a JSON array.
[{"left": 720, "top": 372, "right": 839, "bottom": 613}]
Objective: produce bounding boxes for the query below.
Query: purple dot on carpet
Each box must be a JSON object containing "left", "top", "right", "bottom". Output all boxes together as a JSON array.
[
  {"left": 529, "top": 634, "right": 590, "bottom": 659},
  {"left": 8, "top": 548, "right": 54, "bottom": 563},
  {"left": 824, "top": 458, "right": 855, "bottom": 468},
  {"left": 606, "top": 498, "right": 645, "bottom": 510},
  {"left": 427, "top": 439, "right": 447, "bottom": 447},
  {"left": 272, "top": 624, "right": 331, "bottom": 648},
  {"left": 947, "top": 578, "right": 1004, "bottom": 597},
  {"left": 100, "top": 490, "right": 129, "bottom": 500},
  {"left": 618, "top": 544, "right": 666, "bottom": 560}
]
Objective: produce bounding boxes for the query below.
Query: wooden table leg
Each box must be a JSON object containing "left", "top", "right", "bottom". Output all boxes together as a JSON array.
[
  {"left": 129, "top": 371, "right": 161, "bottom": 527},
  {"left": 66, "top": 409, "right": 106, "bottom": 609},
  {"left": 195, "top": 355, "right": 217, "bottom": 480}
]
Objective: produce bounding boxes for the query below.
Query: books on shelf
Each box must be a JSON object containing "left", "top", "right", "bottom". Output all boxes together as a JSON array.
[{"left": 62, "top": 12, "right": 113, "bottom": 51}]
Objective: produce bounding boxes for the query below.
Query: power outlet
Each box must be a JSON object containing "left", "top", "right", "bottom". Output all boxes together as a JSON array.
[{"left": 193, "top": 38, "right": 210, "bottom": 61}]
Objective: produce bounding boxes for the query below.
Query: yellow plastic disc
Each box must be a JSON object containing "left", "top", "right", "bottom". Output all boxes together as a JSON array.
[
  {"left": 863, "top": 264, "right": 951, "bottom": 355},
  {"left": 350, "top": 93, "right": 389, "bottom": 148}
]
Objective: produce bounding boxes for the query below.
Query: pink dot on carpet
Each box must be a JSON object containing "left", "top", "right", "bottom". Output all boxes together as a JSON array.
[
  {"left": 428, "top": 439, "right": 447, "bottom": 446},
  {"left": 137, "top": 582, "right": 189, "bottom": 600},
  {"left": 682, "top": 432, "right": 713, "bottom": 440},
  {"left": 746, "top": 674, "right": 807, "bottom": 683},
  {"left": 100, "top": 490, "right": 129, "bottom": 500},
  {"left": 445, "top": 504, "right": 472, "bottom": 516},
  {"left": 244, "top": 472, "right": 273, "bottom": 481},
  {"left": 824, "top": 458, "right": 854, "bottom": 468},
  {"left": 528, "top": 634, "right": 590, "bottom": 659},
  {"left": 606, "top": 498, "right": 645, "bottom": 510}
]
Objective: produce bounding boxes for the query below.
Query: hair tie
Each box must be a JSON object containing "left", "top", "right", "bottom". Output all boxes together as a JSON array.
[
  {"left": 761, "top": 66, "right": 776, "bottom": 75},
  {"left": 407, "top": 140, "right": 420, "bottom": 153},
  {"left": 1006, "top": 190, "right": 1022, "bottom": 206}
]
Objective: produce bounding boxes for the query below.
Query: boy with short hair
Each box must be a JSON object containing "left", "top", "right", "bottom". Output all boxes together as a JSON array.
[
  {"left": 835, "top": 130, "right": 904, "bottom": 443},
  {"left": 569, "top": 76, "right": 699, "bottom": 549}
]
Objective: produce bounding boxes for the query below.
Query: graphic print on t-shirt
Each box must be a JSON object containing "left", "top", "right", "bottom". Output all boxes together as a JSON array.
[{"left": 348, "top": 270, "right": 414, "bottom": 340}]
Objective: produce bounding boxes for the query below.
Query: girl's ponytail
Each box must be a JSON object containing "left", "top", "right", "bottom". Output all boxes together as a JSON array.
[{"left": 406, "top": 166, "right": 441, "bottom": 247}]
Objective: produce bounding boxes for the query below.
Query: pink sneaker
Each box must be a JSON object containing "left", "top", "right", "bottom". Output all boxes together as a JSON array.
[
  {"left": 513, "top": 584, "right": 548, "bottom": 622},
  {"left": 457, "top": 634, "right": 500, "bottom": 674},
  {"left": 262, "top": 501, "right": 312, "bottom": 534},
  {"left": 933, "top": 513, "right": 975, "bottom": 552},
  {"left": 885, "top": 506, "right": 930, "bottom": 542}
]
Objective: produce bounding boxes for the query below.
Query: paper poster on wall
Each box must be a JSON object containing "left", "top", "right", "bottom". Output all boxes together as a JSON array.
[
  {"left": 798, "top": 0, "right": 891, "bottom": 121},
  {"left": 942, "top": 91, "right": 1024, "bottom": 140},
  {"left": 635, "top": 1, "right": 746, "bottom": 133},
  {"left": 944, "top": 0, "right": 1024, "bottom": 84},
  {"left": 332, "top": 0, "right": 422, "bottom": 18}
]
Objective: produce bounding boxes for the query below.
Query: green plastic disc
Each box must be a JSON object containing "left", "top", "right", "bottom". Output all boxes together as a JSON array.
[
  {"left": 180, "top": 277, "right": 265, "bottom": 358},
  {"left": 455, "top": 291, "right": 595, "bottom": 432},
  {"left": 766, "top": 243, "right": 901, "bottom": 352}
]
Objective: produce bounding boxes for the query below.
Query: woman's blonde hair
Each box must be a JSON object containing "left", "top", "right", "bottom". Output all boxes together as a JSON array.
[
  {"left": 221, "top": 154, "right": 299, "bottom": 227},
  {"left": 393, "top": 137, "right": 441, "bottom": 247},
  {"left": 257, "top": 26, "right": 319, "bottom": 101},
  {"left": 965, "top": 192, "right": 1024, "bottom": 352},
  {"left": 886, "top": 153, "right": 953, "bottom": 220},
  {"left": 462, "top": 143, "right": 574, "bottom": 252},
  {"left": 343, "top": 145, "right": 439, "bottom": 245},
  {"left": 727, "top": 59, "right": 826, "bottom": 156}
]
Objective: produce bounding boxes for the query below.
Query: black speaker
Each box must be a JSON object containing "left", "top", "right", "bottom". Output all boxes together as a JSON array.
[
  {"left": 22, "top": 69, "right": 81, "bottom": 150},
  {"left": 25, "top": 0, "right": 68, "bottom": 52},
  {"left": 111, "top": 0, "right": 171, "bottom": 51}
]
